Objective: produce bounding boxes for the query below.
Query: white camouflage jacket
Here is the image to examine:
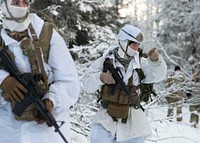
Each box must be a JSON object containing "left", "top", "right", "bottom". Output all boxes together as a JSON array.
[
  {"left": 0, "top": 14, "right": 80, "bottom": 143},
  {"left": 82, "top": 46, "right": 167, "bottom": 142}
]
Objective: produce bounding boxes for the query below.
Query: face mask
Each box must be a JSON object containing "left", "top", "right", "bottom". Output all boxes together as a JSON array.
[
  {"left": 118, "top": 45, "right": 139, "bottom": 60},
  {"left": 2, "top": 4, "right": 28, "bottom": 18},
  {"left": 126, "top": 46, "right": 138, "bottom": 57},
  {"left": 1, "top": 0, "right": 30, "bottom": 32}
]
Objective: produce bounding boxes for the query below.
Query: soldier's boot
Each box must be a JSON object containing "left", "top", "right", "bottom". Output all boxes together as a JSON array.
[{"left": 176, "top": 106, "right": 182, "bottom": 122}]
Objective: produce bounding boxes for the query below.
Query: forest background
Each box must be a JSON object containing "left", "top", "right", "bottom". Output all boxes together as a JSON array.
[
  {"left": 1, "top": 0, "right": 200, "bottom": 142},
  {"left": 32, "top": 0, "right": 200, "bottom": 142}
]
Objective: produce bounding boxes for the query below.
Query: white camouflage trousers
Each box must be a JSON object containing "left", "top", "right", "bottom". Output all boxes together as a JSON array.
[{"left": 90, "top": 123, "right": 144, "bottom": 143}]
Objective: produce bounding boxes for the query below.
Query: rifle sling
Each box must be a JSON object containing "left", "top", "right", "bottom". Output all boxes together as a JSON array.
[{"left": 29, "top": 23, "right": 48, "bottom": 90}]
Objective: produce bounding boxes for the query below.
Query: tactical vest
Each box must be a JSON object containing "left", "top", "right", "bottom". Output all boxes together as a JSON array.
[
  {"left": 100, "top": 76, "right": 140, "bottom": 123},
  {"left": 99, "top": 49, "right": 156, "bottom": 123},
  {"left": 0, "top": 21, "right": 54, "bottom": 121}
]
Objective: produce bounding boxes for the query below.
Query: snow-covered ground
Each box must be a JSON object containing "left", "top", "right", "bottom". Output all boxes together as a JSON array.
[
  {"left": 146, "top": 102, "right": 200, "bottom": 143},
  {"left": 70, "top": 93, "right": 200, "bottom": 143}
]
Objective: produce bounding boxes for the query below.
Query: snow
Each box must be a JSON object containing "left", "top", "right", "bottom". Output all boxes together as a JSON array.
[
  {"left": 1, "top": 0, "right": 200, "bottom": 142},
  {"left": 78, "top": 2, "right": 93, "bottom": 13},
  {"left": 146, "top": 103, "right": 200, "bottom": 143}
]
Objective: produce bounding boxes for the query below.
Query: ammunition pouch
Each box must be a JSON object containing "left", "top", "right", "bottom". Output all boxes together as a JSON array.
[
  {"left": 100, "top": 84, "right": 139, "bottom": 121},
  {"left": 107, "top": 102, "right": 129, "bottom": 119},
  {"left": 101, "top": 84, "right": 120, "bottom": 103}
]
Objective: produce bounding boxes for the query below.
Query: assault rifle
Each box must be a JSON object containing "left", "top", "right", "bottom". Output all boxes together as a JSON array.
[
  {"left": 0, "top": 49, "right": 68, "bottom": 143},
  {"left": 103, "top": 58, "right": 140, "bottom": 109}
]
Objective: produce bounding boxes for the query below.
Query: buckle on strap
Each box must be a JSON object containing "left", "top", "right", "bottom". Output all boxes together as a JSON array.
[{"left": 111, "top": 117, "right": 127, "bottom": 124}]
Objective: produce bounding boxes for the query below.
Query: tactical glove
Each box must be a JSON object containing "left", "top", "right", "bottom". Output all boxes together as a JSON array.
[
  {"left": 148, "top": 48, "right": 159, "bottom": 61},
  {"left": 0, "top": 76, "right": 28, "bottom": 102},
  {"left": 34, "top": 98, "right": 53, "bottom": 124},
  {"left": 100, "top": 72, "right": 116, "bottom": 84}
]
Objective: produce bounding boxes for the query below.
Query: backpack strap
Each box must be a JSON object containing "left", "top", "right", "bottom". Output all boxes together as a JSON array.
[
  {"left": 39, "top": 22, "right": 53, "bottom": 62},
  {"left": 29, "top": 23, "right": 49, "bottom": 90},
  {"left": 0, "top": 35, "right": 16, "bottom": 61}
]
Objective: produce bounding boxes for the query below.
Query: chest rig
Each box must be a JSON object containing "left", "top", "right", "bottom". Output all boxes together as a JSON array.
[
  {"left": 99, "top": 52, "right": 142, "bottom": 123},
  {"left": 100, "top": 74, "right": 141, "bottom": 123},
  {"left": 0, "top": 22, "right": 53, "bottom": 121},
  {"left": 99, "top": 49, "right": 156, "bottom": 123}
]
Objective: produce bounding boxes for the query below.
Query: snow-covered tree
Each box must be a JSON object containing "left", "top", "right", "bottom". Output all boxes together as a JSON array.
[
  {"left": 32, "top": 0, "right": 120, "bottom": 48},
  {"left": 154, "top": 0, "right": 200, "bottom": 71}
]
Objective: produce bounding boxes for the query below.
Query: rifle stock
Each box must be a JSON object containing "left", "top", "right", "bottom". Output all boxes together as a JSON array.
[{"left": 0, "top": 49, "right": 68, "bottom": 143}]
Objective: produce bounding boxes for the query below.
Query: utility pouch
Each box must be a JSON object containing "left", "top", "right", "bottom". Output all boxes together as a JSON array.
[
  {"left": 129, "top": 90, "right": 140, "bottom": 107},
  {"left": 101, "top": 84, "right": 120, "bottom": 102},
  {"left": 107, "top": 102, "right": 129, "bottom": 119},
  {"left": 101, "top": 99, "right": 110, "bottom": 109},
  {"left": 118, "top": 91, "right": 129, "bottom": 104}
]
